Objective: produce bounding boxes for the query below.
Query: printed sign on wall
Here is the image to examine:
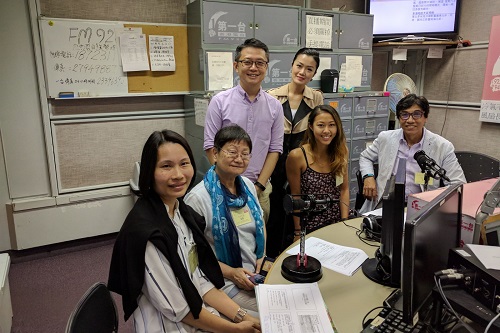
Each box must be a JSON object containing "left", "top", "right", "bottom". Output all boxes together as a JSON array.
[{"left": 480, "top": 15, "right": 500, "bottom": 123}]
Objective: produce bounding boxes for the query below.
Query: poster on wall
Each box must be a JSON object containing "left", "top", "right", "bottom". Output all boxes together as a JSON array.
[{"left": 480, "top": 15, "right": 500, "bottom": 123}]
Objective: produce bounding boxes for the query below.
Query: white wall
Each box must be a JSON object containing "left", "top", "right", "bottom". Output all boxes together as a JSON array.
[{"left": 0, "top": 0, "right": 53, "bottom": 251}]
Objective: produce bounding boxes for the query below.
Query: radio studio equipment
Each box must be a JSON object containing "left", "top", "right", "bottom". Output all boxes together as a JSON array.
[
  {"left": 281, "top": 194, "right": 338, "bottom": 283},
  {"left": 448, "top": 246, "right": 500, "bottom": 313},
  {"left": 414, "top": 150, "right": 451, "bottom": 191},
  {"left": 446, "top": 179, "right": 500, "bottom": 312}
]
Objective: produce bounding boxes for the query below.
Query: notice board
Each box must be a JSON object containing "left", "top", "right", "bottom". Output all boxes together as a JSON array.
[{"left": 39, "top": 17, "right": 189, "bottom": 98}]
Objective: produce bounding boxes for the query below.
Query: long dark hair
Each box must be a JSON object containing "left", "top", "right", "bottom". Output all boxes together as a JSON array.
[
  {"left": 138, "top": 130, "right": 196, "bottom": 197},
  {"left": 301, "top": 105, "right": 348, "bottom": 177}
]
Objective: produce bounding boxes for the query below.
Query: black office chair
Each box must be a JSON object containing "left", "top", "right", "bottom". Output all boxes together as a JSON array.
[
  {"left": 455, "top": 151, "right": 499, "bottom": 183},
  {"left": 355, "top": 164, "right": 379, "bottom": 211},
  {"left": 65, "top": 282, "right": 119, "bottom": 333},
  {"left": 355, "top": 170, "right": 366, "bottom": 211}
]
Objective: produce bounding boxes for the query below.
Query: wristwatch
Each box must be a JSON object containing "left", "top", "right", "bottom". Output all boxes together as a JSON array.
[
  {"left": 254, "top": 181, "right": 266, "bottom": 191},
  {"left": 363, "top": 173, "right": 375, "bottom": 181}
]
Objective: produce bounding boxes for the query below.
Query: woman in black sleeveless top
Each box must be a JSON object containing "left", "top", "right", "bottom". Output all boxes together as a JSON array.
[{"left": 286, "top": 105, "right": 350, "bottom": 241}]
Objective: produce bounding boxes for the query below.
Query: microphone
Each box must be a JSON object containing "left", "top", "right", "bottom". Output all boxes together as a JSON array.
[
  {"left": 413, "top": 150, "right": 451, "bottom": 182},
  {"left": 283, "top": 194, "right": 339, "bottom": 214}
]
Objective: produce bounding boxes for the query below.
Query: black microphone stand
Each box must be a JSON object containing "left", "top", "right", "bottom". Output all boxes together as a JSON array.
[
  {"left": 281, "top": 196, "right": 324, "bottom": 283},
  {"left": 423, "top": 167, "right": 431, "bottom": 192}
]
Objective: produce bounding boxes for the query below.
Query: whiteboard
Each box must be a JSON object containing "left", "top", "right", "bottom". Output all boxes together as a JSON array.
[{"left": 39, "top": 18, "right": 128, "bottom": 98}]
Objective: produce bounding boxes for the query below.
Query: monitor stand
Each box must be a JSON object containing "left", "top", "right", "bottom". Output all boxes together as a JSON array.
[
  {"left": 362, "top": 257, "right": 400, "bottom": 288},
  {"left": 384, "top": 289, "right": 403, "bottom": 310}
]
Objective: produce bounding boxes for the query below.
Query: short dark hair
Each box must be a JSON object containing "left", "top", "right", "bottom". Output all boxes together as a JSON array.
[
  {"left": 292, "top": 48, "right": 320, "bottom": 75},
  {"left": 138, "top": 130, "right": 196, "bottom": 197},
  {"left": 396, "top": 94, "right": 430, "bottom": 118},
  {"left": 214, "top": 125, "right": 252, "bottom": 152},
  {"left": 234, "top": 38, "right": 269, "bottom": 62}
]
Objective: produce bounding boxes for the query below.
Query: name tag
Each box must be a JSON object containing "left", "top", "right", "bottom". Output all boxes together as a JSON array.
[
  {"left": 188, "top": 244, "right": 199, "bottom": 274},
  {"left": 231, "top": 207, "right": 252, "bottom": 227},
  {"left": 415, "top": 172, "right": 433, "bottom": 185}
]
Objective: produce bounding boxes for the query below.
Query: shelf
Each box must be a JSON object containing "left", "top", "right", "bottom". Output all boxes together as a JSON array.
[
  {"left": 51, "top": 91, "right": 190, "bottom": 100},
  {"left": 373, "top": 41, "right": 459, "bottom": 50}
]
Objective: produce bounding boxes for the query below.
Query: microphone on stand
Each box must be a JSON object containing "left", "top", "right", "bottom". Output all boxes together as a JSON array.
[
  {"left": 281, "top": 193, "right": 338, "bottom": 283},
  {"left": 413, "top": 150, "right": 451, "bottom": 182},
  {"left": 283, "top": 194, "right": 339, "bottom": 214}
]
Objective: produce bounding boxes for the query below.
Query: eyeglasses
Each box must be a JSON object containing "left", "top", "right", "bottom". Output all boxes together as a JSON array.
[
  {"left": 237, "top": 59, "right": 268, "bottom": 69},
  {"left": 220, "top": 149, "right": 252, "bottom": 161},
  {"left": 220, "top": 149, "right": 252, "bottom": 160},
  {"left": 399, "top": 110, "right": 424, "bottom": 120}
]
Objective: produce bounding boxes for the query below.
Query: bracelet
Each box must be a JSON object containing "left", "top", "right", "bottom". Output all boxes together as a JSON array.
[
  {"left": 362, "top": 173, "right": 374, "bottom": 181},
  {"left": 233, "top": 307, "right": 247, "bottom": 323},
  {"left": 254, "top": 181, "right": 266, "bottom": 191}
]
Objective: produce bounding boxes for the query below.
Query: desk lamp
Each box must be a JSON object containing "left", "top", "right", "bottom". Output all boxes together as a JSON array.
[
  {"left": 281, "top": 194, "right": 337, "bottom": 283},
  {"left": 474, "top": 178, "right": 500, "bottom": 244}
]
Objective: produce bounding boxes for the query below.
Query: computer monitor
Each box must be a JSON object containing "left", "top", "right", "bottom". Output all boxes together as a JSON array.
[
  {"left": 366, "top": 0, "right": 461, "bottom": 41},
  {"left": 362, "top": 159, "right": 406, "bottom": 288},
  {"left": 401, "top": 183, "right": 463, "bottom": 325}
]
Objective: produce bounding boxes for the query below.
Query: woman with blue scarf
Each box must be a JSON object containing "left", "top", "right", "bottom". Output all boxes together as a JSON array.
[{"left": 185, "top": 125, "right": 266, "bottom": 316}]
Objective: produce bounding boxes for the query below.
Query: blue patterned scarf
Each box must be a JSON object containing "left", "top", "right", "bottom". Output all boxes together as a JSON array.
[{"left": 204, "top": 165, "right": 265, "bottom": 267}]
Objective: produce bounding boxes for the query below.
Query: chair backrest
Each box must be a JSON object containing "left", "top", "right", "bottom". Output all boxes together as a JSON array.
[
  {"left": 65, "top": 282, "right": 118, "bottom": 333},
  {"left": 355, "top": 170, "right": 365, "bottom": 211},
  {"left": 354, "top": 164, "right": 379, "bottom": 211},
  {"left": 455, "top": 151, "right": 500, "bottom": 183}
]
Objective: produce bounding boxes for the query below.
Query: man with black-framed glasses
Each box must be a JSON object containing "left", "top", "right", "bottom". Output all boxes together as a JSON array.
[
  {"left": 358, "top": 94, "right": 466, "bottom": 212},
  {"left": 204, "top": 38, "right": 284, "bottom": 223}
]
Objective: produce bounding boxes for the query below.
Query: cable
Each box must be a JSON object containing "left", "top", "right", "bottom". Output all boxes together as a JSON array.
[
  {"left": 354, "top": 229, "right": 380, "bottom": 247},
  {"left": 341, "top": 219, "right": 380, "bottom": 245},
  {"left": 484, "top": 312, "right": 500, "bottom": 333},
  {"left": 434, "top": 276, "right": 478, "bottom": 333},
  {"left": 342, "top": 220, "right": 361, "bottom": 231},
  {"left": 361, "top": 305, "right": 393, "bottom": 328}
]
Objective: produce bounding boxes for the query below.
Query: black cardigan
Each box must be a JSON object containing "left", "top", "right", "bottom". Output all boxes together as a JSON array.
[{"left": 108, "top": 192, "right": 224, "bottom": 321}]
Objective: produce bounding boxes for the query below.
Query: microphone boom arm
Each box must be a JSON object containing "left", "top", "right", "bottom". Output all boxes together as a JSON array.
[{"left": 473, "top": 178, "right": 500, "bottom": 243}]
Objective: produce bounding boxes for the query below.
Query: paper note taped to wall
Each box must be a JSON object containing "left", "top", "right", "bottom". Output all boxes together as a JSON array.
[
  {"left": 120, "top": 34, "right": 150, "bottom": 72},
  {"left": 149, "top": 35, "right": 175, "bottom": 71},
  {"left": 207, "top": 52, "right": 233, "bottom": 91},
  {"left": 393, "top": 48, "right": 407, "bottom": 61},
  {"left": 313, "top": 56, "right": 332, "bottom": 81},
  {"left": 427, "top": 47, "right": 444, "bottom": 59},
  {"left": 194, "top": 98, "right": 209, "bottom": 127}
]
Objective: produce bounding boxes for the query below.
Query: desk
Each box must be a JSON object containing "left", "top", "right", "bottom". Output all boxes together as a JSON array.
[{"left": 265, "top": 218, "right": 395, "bottom": 332}]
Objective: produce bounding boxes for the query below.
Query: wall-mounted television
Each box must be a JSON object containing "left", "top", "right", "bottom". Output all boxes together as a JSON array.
[{"left": 365, "top": 0, "right": 461, "bottom": 41}]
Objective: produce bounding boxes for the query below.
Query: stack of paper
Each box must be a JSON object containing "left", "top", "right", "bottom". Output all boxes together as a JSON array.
[
  {"left": 255, "top": 282, "right": 337, "bottom": 333},
  {"left": 286, "top": 237, "right": 368, "bottom": 276}
]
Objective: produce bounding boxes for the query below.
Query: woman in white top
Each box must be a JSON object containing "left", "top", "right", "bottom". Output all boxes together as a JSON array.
[
  {"left": 185, "top": 125, "right": 266, "bottom": 316},
  {"left": 108, "top": 129, "right": 260, "bottom": 333}
]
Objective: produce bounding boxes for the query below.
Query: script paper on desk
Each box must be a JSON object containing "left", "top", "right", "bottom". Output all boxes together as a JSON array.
[
  {"left": 286, "top": 237, "right": 368, "bottom": 276},
  {"left": 255, "top": 282, "right": 336, "bottom": 333}
]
